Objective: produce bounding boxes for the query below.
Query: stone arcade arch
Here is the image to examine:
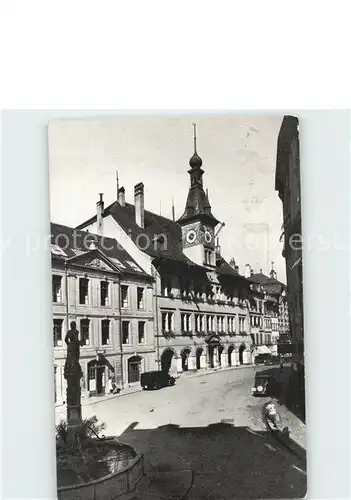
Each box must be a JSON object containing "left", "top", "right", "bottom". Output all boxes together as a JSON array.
[
  {"left": 161, "top": 348, "right": 176, "bottom": 373},
  {"left": 218, "top": 345, "right": 224, "bottom": 367},
  {"left": 196, "top": 347, "right": 204, "bottom": 370},
  {"left": 181, "top": 348, "right": 191, "bottom": 372},
  {"left": 227, "top": 345, "right": 235, "bottom": 367},
  {"left": 239, "top": 344, "right": 246, "bottom": 365},
  {"left": 205, "top": 334, "right": 222, "bottom": 369}
]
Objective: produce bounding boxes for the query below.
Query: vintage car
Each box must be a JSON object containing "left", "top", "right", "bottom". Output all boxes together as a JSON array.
[
  {"left": 140, "top": 371, "right": 175, "bottom": 390},
  {"left": 251, "top": 374, "right": 281, "bottom": 397}
]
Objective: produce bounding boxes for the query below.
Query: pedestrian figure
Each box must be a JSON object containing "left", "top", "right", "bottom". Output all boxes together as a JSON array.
[{"left": 279, "top": 355, "right": 284, "bottom": 372}]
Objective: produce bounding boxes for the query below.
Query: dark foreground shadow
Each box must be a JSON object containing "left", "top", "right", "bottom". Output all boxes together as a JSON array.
[
  {"left": 257, "top": 365, "right": 306, "bottom": 424},
  {"left": 119, "top": 421, "right": 307, "bottom": 499}
]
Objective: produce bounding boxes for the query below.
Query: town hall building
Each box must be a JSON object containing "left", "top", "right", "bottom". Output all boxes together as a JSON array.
[{"left": 76, "top": 126, "right": 254, "bottom": 374}]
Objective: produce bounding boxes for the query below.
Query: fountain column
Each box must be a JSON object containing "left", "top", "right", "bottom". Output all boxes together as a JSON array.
[{"left": 63, "top": 326, "right": 83, "bottom": 444}]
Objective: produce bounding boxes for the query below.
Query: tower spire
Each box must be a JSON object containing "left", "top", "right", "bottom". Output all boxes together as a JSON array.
[
  {"left": 189, "top": 123, "right": 202, "bottom": 169},
  {"left": 193, "top": 122, "right": 197, "bottom": 154}
]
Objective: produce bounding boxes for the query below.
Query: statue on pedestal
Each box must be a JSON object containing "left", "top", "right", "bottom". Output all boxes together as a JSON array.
[{"left": 64, "top": 321, "right": 83, "bottom": 434}]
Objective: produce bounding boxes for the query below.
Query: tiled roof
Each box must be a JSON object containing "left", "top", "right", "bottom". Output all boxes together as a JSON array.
[
  {"left": 177, "top": 183, "right": 220, "bottom": 226},
  {"left": 250, "top": 272, "right": 286, "bottom": 293},
  {"left": 250, "top": 272, "right": 285, "bottom": 286},
  {"left": 77, "top": 201, "right": 249, "bottom": 284},
  {"left": 50, "top": 222, "right": 152, "bottom": 279}
]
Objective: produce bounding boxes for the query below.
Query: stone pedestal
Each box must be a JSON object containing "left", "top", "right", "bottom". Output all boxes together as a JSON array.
[{"left": 64, "top": 359, "right": 83, "bottom": 444}]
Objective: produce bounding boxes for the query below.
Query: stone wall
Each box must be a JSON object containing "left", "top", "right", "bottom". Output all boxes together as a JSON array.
[{"left": 57, "top": 452, "right": 144, "bottom": 500}]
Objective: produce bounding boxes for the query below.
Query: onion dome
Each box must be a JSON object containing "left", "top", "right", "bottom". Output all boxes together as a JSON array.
[{"left": 189, "top": 151, "right": 203, "bottom": 169}]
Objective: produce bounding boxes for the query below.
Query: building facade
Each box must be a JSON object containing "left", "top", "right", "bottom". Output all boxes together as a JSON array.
[
  {"left": 246, "top": 265, "right": 289, "bottom": 358},
  {"left": 76, "top": 131, "right": 254, "bottom": 372},
  {"left": 52, "top": 223, "right": 155, "bottom": 404},
  {"left": 275, "top": 115, "right": 305, "bottom": 414}
]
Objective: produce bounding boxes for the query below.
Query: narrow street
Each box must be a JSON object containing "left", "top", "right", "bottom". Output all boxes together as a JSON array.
[{"left": 56, "top": 366, "right": 307, "bottom": 498}]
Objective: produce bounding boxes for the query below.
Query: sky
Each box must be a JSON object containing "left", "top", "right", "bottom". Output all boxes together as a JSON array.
[{"left": 48, "top": 115, "right": 285, "bottom": 282}]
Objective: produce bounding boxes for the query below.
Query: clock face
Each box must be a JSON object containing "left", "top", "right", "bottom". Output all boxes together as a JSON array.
[
  {"left": 185, "top": 229, "right": 197, "bottom": 244},
  {"left": 204, "top": 230, "right": 212, "bottom": 244}
]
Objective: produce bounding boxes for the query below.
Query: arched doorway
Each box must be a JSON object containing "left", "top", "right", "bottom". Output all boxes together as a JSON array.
[
  {"left": 239, "top": 344, "right": 246, "bottom": 365},
  {"left": 128, "top": 356, "right": 142, "bottom": 383},
  {"left": 218, "top": 345, "right": 224, "bottom": 367},
  {"left": 88, "top": 359, "right": 106, "bottom": 395},
  {"left": 196, "top": 348, "right": 203, "bottom": 370},
  {"left": 208, "top": 345, "right": 215, "bottom": 368},
  {"left": 161, "top": 349, "right": 175, "bottom": 373},
  {"left": 181, "top": 348, "right": 191, "bottom": 372},
  {"left": 228, "top": 346, "right": 234, "bottom": 367}
]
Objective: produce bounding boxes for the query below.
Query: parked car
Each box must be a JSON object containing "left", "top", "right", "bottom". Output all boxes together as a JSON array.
[
  {"left": 251, "top": 374, "right": 281, "bottom": 397},
  {"left": 140, "top": 371, "right": 175, "bottom": 390}
]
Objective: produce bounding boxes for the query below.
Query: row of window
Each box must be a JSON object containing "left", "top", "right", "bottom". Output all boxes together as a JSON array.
[
  {"left": 250, "top": 315, "right": 263, "bottom": 328},
  {"left": 52, "top": 275, "right": 145, "bottom": 309},
  {"left": 160, "top": 277, "right": 245, "bottom": 303},
  {"left": 265, "top": 319, "right": 272, "bottom": 330},
  {"left": 249, "top": 300, "right": 264, "bottom": 313},
  {"left": 250, "top": 316, "right": 280, "bottom": 331},
  {"left": 253, "top": 333, "right": 274, "bottom": 345},
  {"left": 204, "top": 249, "right": 214, "bottom": 266},
  {"left": 53, "top": 318, "right": 146, "bottom": 347},
  {"left": 161, "top": 311, "right": 247, "bottom": 334}
]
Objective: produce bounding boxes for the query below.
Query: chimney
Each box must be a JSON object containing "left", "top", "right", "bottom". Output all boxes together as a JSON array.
[
  {"left": 244, "top": 264, "right": 251, "bottom": 279},
  {"left": 250, "top": 269, "right": 254, "bottom": 276},
  {"left": 97, "top": 193, "right": 104, "bottom": 236},
  {"left": 270, "top": 269, "right": 277, "bottom": 279},
  {"left": 116, "top": 171, "right": 119, "bottom": 200},
  {"left": 234, "top": 265, "right": 240, "bottom": 273},
  {"left": 118, "top": 187, "right": 125, "bottom": 207},
  {"left": 134, "top": 182, "right": 144, "bottom": 228},
  {"left": 172, "top": 197, "right": 175, "bottom": 221}
]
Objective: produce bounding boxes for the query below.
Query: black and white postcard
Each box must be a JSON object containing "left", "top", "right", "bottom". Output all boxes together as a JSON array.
[{"left": 49, "top": 115, "right": 306, "bottom": 499}]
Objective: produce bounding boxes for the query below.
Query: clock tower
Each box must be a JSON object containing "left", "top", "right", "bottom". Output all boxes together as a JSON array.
[{"left": 177, "top": 124, "right": 220, "bottom": 267}]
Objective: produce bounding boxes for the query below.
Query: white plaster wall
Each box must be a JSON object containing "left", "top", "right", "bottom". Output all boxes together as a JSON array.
[{"left": 83, "top": 215, "right": 153, "bottom": 275}]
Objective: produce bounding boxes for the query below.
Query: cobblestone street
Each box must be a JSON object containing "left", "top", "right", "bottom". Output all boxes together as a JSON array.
[{"left": 56, "top": 366, "right": 307, "bottom": 498}]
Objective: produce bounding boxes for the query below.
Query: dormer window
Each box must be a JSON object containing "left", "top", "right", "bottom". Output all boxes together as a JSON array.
[{"left": 153, "top": 234, "right": 167, "bottom": 252}]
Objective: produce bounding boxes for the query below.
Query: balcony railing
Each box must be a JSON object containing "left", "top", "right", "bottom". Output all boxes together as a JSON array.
[
  {"left": 162, "top": 330, "right": 176, "bottom": 339},
  {"left": 181, "top": 330, "right": 193, "bottom": 337},
  {"left": 217, "top": 300, "right": 226, "bottom": 306},
  {"left": 195, "top": 331, "right": 206, "bottom": 337}
]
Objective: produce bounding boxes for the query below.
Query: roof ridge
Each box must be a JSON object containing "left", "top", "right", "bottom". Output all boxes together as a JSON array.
[
  {"left": 51, "top": 221, "right": 116, "bottom": 242},
  {"left": 123, "top": 201, "right": 175, "bottom": 224}
]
